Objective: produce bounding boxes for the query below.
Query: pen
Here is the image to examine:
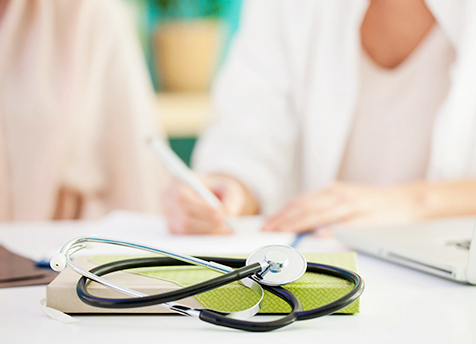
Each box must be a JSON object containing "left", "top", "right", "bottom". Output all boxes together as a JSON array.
[
  {"left": 290, "top": 232, "right": 308, "bottom": 248},
  {"left": 148, "top": 137, "right": 237, "bottom": 232},
  {"left": 35, "top": 259, "right": 53, "bottom": 269}
]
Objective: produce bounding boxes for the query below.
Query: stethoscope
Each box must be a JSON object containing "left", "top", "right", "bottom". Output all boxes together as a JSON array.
[{"left": 51, "top": 237, "right": 364, "bottom": 332}]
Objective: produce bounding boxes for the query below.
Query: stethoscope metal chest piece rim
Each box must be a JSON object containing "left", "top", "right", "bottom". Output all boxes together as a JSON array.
[
  {"left": 50, "top": 237, "right": 266, "bottom": 319},
  {"left": 247, "top": 245, "right": 307, "bottom": 286},
  {"left": 51, "top": 237, "right": 365, "bottom": 332}
]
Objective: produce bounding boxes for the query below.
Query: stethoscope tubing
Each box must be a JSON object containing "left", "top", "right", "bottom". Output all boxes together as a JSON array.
[
  {"left": 76, "top": 256, "right": 364, "bottom": 331},
  {"left": 55, "top": 237, "right": 267, "bottom": 319},
  {"left": 76, "top": 256, "right": 302, "bottom": 332},
  {"left": 76, "top": 258, "right": 263, "bottom": 309},
  {"left": 296, "top": 262, "right": 363, "bottom": 321}
]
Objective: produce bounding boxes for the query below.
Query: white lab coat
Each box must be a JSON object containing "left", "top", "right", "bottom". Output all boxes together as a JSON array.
[{"left": 193, "top": 0, "right": 476, "bottom": 214}]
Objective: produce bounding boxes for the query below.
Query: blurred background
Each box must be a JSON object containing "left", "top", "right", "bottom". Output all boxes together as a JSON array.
[{"left": 121, "top": 0, "right": 243, "bottom": 166}]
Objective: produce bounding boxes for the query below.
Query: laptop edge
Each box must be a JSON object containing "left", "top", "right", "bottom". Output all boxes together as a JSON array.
[{"left": 335, "top": 220, "right": 476, "bottom": 284}]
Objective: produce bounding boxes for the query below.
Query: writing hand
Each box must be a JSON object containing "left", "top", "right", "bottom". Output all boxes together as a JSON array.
[
  {"left": 163, "top": 174, "right": 258, "bottom": 234},
  {"left": 262, "top": 182, "right": 425, "bottom": 233}
]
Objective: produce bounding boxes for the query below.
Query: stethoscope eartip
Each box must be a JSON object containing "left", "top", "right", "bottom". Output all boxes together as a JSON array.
[
  {"left": 50, "top": 253, "right": 67, "bottom": 271},
  {"left": 54, "top": 237, "right": 363, "bottom": 332}
]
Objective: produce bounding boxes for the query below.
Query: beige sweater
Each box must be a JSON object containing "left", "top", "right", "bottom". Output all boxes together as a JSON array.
[{"left": 0, "top": 0, "right": 165, "bottom": 221}]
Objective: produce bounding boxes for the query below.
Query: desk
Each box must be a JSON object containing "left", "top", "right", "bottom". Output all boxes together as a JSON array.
[{"left": 1, "top": 220, "right": 475, "bottom": 344}]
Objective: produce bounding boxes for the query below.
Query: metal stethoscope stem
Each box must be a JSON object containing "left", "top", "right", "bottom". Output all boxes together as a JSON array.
[
  {"left": 51, "top": 237, "right": 284, "bottom": 318},
  {"left": 51, "top": 236, "right": 364, "bottom": 332}
]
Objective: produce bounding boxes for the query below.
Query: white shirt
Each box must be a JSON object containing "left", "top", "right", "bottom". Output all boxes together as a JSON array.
[
  {"left": 339, "top": 25, "right": 455, "bottom": 185},
  {"left": 194, "top": 0, "right": 476, "bottom": 214}
]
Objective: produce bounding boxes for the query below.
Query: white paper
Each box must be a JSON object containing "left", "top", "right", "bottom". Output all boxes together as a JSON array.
[
  {"left": 87, "top": 211, "right": 295, "bottom": 256},
  {"left": 26, "top": 211, "right": 296, "bottom": 262}
]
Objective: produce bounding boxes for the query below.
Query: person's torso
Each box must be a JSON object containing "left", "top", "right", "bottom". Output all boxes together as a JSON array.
[{"left": 338, "top": 25, "right": 456, "bottom": 184}]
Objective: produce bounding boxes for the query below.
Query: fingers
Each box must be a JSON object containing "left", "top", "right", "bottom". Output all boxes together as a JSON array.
[
  {"left": 263, "top": 184, "right": 362, "bottom": 233},
  {"left": 163, "top": 179, "right": 232, "bottom": 235},
  {"left": 315, "top": 226, "right": 335, "bottom": 238},
  {"left": 201, "top": 175, "right": 242, "bottom": 216},
  {"left": 263, "top": 190, "right": 342, "bottom": 232},
  {"left": 166, "top": 179, "right": 220, "bottom": 220},
  {"left": 265, "top": 202, "right": 358, "bottom": 233},
  {"left": 201, "top": 174, "right": 258, "bottom": 216}
]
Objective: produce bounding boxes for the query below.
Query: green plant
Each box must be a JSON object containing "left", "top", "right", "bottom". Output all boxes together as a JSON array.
[{"left": 155, "top": 0, "right": 224, "bottom": 19}]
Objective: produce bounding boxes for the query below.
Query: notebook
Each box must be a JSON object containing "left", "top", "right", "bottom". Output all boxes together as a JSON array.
[
  {"left": 46, "top": 252, "right": 360, "bottom": 314},
  {"left": 335, "top": 217, "right": 476, "bottom": 284},
  {"left": 0, "top": 245, "right": 57, "bottom": 288}
]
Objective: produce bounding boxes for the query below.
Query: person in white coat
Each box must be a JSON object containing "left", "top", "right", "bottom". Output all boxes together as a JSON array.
[
  {"left": 164, "top": 0, "right": 476, "bottom": 234},
  {"left": 0, "top": 0, "right": 165, "bottom": 221}
]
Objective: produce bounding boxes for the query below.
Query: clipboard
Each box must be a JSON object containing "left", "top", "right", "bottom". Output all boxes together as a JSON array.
[{"left": 0, "top": 245, "right": 57, "bottom": 288}]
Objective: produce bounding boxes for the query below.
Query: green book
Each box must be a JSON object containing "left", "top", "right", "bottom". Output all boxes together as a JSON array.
[{"left": 91, "top": 251, "right": 360, "bottom": 314}]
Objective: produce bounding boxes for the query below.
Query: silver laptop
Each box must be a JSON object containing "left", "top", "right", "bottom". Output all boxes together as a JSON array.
[{"left": 335, "top": 217, "right": 476, "bottom": 284}]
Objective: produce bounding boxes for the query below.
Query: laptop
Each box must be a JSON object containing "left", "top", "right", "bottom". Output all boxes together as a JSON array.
[{"left": 335, "top": 217, "right": 476, "bottom": 284}]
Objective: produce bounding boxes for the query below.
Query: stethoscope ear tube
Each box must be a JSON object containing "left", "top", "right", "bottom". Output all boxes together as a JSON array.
[
  {"left": 216, "top": 259, "right": 365, "bottom": 323},
  {"left": 62, "top": 233, "right": 365, "bottom": 332},
  {"left": 75, "top": 256, "right": 364, "bottom": 332},
  {"left": 76, "top": 256, "right": 303, "bottom": 332},
  {"left": 77, "top": 257, "right": 263, "bottom": 309},
  {"left": 295, "top": 262, "right": 365, "bottom": 321},
  {"left": 199, "top": 286, "right": 302, "bottom": 332}
]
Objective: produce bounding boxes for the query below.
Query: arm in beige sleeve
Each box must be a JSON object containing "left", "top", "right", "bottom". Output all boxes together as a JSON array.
[{"left": 92, "top": 2, "right": 168, "bottom": 215}]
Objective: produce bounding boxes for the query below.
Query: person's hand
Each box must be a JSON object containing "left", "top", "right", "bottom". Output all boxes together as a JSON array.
[
  {"left": 262, "top": 181, "right": 427, "bottom": 234},
  {"left": 163, "top": 174, "right": 259, "bottom": 234}
]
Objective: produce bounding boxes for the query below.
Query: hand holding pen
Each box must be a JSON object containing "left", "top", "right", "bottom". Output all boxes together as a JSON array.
[
  {"left": 163, "top": 175, "right": 255, "bottom": 234},
  {"left": 149, "top": 138, "right": 258, "bottom": 234}
]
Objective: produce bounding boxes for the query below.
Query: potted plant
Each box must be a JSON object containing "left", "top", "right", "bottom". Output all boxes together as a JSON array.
[{"left": 153, "top": 0, "right": 227, "bottom": 92}]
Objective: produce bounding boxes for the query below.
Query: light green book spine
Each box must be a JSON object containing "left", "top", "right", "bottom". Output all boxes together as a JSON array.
[{"left": 92, "top": 252, "right": 360, "bottom": 314}]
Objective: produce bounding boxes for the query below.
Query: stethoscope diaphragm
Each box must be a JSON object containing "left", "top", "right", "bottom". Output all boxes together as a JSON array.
[
  {"left": 52, "top": 237, "right": 364, "bottom": 332},
  {"left": 246, "top": 245, "right": 307, "bottom": 286}
]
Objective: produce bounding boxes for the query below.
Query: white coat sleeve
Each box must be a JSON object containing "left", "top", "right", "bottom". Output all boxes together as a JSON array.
[{"left": 192, "top": 0, "right": 297, "bottom": 214}]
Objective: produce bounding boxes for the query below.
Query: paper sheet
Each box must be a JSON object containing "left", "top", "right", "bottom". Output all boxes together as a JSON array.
[
  {"left": 87, "top": 211, "right": 296, "bottom": 255},
  {"left": 25, "top": 211, "right": 295, "bottom": 262}
]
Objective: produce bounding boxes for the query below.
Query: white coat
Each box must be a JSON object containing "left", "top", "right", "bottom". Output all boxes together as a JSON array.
[{"left": 193, "top": 0, "right": 476, "bottom": 214}]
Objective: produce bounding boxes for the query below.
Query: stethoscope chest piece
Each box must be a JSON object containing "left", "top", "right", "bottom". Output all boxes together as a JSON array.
[
  {"left": 53, "top": 237, "right": 364, "bottom": 332},
  {"left": 246, "top": 245, "right": 307, "bottom": 286}
]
